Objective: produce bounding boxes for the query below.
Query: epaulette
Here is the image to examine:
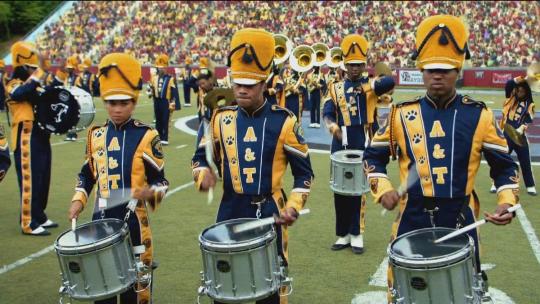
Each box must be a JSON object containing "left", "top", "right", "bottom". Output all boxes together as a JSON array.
[
  {"left": 133, "top": 119, "right": 153, "bottom": 128},
  {"left": 271, "top": 104, "right": 295, "bottom": 117},
  {"left": 215, "top": 105, "right": 238, "bottom": 113},
  {"left": 461, "top": 95, "right": 487, "bottom": 109},
  {"left": 392, "top": 96, "right": 421, "bottom": 107}
]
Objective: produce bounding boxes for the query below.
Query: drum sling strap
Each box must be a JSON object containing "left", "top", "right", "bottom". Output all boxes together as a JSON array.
[{"left": 422, "top": 196, "right": 470, "bottom": 228}]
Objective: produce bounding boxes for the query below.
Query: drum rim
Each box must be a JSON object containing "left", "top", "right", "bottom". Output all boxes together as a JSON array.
[
  {"left": 199, "top": 218, "right": 277, "bottom": 252},
  {"left": 330, "top": 149, "right": 365, "bottom": 163},
  {"left": 54, "top": 218, "right": 130, "bottom": 254},
  {"left": 388, "top": 227, "right": 474, "bottom": 268}
]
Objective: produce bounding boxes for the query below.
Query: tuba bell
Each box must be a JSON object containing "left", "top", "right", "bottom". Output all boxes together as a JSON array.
[
  {"left": 327, "top": 47, "right": 344, "bottom": 69},
  {"left": 273, "top": 34, "right": 293, "bottom": 65},
  {"left": 311, "top": 43, "right": 330, "bottom": 67},
  {"left": 526, "top": 62, "right": 540, "bottom": 92},
  {"left": 289, "top": 45, "right": 316, "bottom": 73}
]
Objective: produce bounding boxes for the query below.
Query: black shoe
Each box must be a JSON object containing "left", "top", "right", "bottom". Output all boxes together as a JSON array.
[
  {"left": 41, "top": 219, "right": 59, "bottom": 228},
  {"left": 351, "top": 246, "right": 364, "bottom": 254},
  {"left": 331, "top": 243, "right": 351, "bottom": 251}
]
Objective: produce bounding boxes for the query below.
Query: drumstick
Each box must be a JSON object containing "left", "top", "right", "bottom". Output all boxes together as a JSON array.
[
  {"left": 381, "top": 165, "right": 419, "bottom": 216},
  {"left": 434, "top": 204, "right": 521, "bottom": 244},
  {"left": 71, "top": 218, "right": 76, "bottom": 232},
  {"left": 203, "top": 120, "right": 217, "bottom": 205},
  {"left": 233, "top": 209, "right": 310, "bottom": 233}
]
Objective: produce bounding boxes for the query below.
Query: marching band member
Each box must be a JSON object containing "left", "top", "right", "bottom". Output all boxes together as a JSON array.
[
  {"left": 75, "top": 57, "right": 99, "bottom": 96},
  {"left": 196, "top": 68, "right": 215, "bottom": 121},
  {"left": 494, "top": 76, "right": 536, "bottom": 195},
  {"left": 64, "top": 55, "right": 79, "bottom": 141},
  {"left": 308, "top": 66, "right": 326, "bottom": 128},
  {"left": 0, "top": 124, "right": 10, "bottom": 182},
  {"left": 68, "top": 52, "right": 169, "bottom": 304},
  {"left": 0, "top": 59, "right": 7, "bottom": 111},
  {"left": 323, "top": 34, "right": 395, "bottom": 254},
  {"left": 195, "top": 57, "right": 211, "bottom": 122},
  {"left": 192, "top": 28, "right": 314, "bottom": 304},
  {"left": 148, "top": 53, "right": 180, "bottom": 145},
  {"left": 181, "top": 56, "right": 196, "bottom": 107},
  {"left": 284, "top": 67, "right": 307, "bottom": 122},
  {"left": 6, "top": 41, "right": 57, "bottom": 235},
  {"left": 264, "top": 65, "right": 285, "bottom": 105},
  {"left": 362, "top": 15, "right": 519, "bottom": 302}
]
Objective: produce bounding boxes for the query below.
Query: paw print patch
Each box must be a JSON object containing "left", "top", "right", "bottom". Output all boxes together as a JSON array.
[
  {"left": 412, "top": 133, "right": 423, "bottom": 144},
  {"left": 226, "top": 136, "right": 235, "bottom": 145},
  {"left": 418, "top": 156, "right": 426, "bottom": 164},
  {"left": 405, "top": 110, "right": 417, "bottom": 121},
  {"left": 97, "top": 148, "right": 105, "bottom": 157},
  {"left": 94, "top": 129, "right": 104, "bottom": 138},
  {"left": 223, "top": 115, "right": 233, "bottom": 125},
  {"left": 231, "top": 157, "right": 237, "bottom": 165}
]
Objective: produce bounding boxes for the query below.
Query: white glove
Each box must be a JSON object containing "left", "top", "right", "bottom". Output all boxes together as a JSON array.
[{"left": 516, "top": 125, "right": 526, "bottom": 135}]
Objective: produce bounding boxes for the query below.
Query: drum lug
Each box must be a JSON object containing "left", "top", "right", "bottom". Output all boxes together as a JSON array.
[
  {"left": 390, "top": 288, "right": 404, "bottom": 304},
  {"left": 58, "top": 282, "right": 75, "bottom": 304},
  {"left": 278, "top": 266, "right": 294, "bottom": 296}
]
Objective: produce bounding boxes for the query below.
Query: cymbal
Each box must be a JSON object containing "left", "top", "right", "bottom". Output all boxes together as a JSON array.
[
  {"left": 504, "top": 123, "right": 525, "bottom": 147},
  {"left": 203, "top": 88, "right": 236, "bottom": 110}
]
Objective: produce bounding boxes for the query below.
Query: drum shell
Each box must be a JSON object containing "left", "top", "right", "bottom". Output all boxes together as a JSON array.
[
  {"left": 199, "top": 219, "right": 281, "bottom": 303},
  {"left": 330, "top": 150, "right": 369, "bottom": 196},
  {"left": 69, "top": 86, "right": 96, "bottom": 132},
  {"left": 388, "top": 228, "right": 478, "bottom": 304},
  {"left": 55, "top": 220, "right": 137, "bottom": 301}
]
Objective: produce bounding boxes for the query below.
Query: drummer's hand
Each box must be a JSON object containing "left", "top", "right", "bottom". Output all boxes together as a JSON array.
[
  {"left": 380, "top": 190, "right": 400, "bottom": 210},
  {"left": 484, "top": 203, "right": 514, "bottom": 225},
  {"left": 276, "top": 207, "right": 299, "bottom": 226},
  {"left": 68, "top": 200, "right": 83, "bottom": 220},
  {"left": 133, "top": 186, "right": 155, "bottom": 201},
  {"left": 195, "top": 168, "right": 217, "bottom": 192}
]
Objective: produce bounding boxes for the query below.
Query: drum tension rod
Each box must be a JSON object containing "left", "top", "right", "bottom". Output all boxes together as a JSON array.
[{"left": 423, "top": 207, "right": 439, "bottom": 228}]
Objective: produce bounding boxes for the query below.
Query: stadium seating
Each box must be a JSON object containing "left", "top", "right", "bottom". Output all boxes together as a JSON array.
[{"left": 35, "top": 1, "right": 540, "bottom": 68}]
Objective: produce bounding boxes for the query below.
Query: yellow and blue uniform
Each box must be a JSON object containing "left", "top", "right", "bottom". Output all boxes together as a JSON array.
[
  {"left": 148, "top": 72, "right": 180, "bottom": 143},
  {"left": 308, "top": 69, "right": 326, "bottom": 125},
  {"left": 363, "top": 15, "right": 519, "bottom": 301},
  {"left": 192, "top": 101, "right": 313, "bottom": 262},
  {"left": 323, "top": 75, "right": 394, "bottom": 240},
  {"left": 72, "top": 119, "right": 168, "bottom": 304},
  {"left": 6, "top": 41, "right": 53, "bottom": 234},
  {"left": 0, "top": 124, "right": 10, "bottom": 182},
  {"left": 284, "top": 70, "right": 306, "bottom": 122},
  {"left": 264, "top": 69, "right": 285, "bottom": 106},
  {"left": 500, "top": 78, "right": 536, "bottom": 188},
  {"left": 0, "top": 60, "right": 7, "bottom": 111},
  {"left": 72, "top": 52, "right": 168, "bottom": 304},
  {"left": 75, "top": 70, "right": 98, "bottom": 95}
]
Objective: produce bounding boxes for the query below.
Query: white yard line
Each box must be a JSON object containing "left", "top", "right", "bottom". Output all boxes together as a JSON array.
[
  {"left": 175, "top": 144, "right": 188, "bottom": 149},
  {"left": 516, "top": 208, "right": 540, "bottom": 265},
  {"left": 174, "top": 115, "right": 198, "bottom": 136},
  {"left": 368, "top": 256, "right": 388, "bottom": 287},
  {"left": 0, "top": 245, "right": 54, "bottom": 275},
  {"left": 0, "top": 181, "right": 194, "bottom": 276}
]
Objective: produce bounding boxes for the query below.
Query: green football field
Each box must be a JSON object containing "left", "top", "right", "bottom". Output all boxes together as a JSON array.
[{"left": 0, "top": 89, "right": 539, "bottom": 304}]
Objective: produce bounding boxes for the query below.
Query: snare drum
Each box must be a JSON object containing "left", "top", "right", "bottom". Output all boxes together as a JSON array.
[
  {"left": 55, "top": 219, "right": 137, "bottom": 301},
  {"left": 388, "top": 227, "right": 480, "bottom": 304},
  {"left": 198, "top": 218, "right": 282, "bottom": 303},
  {"left": 35, "top": 86, "right": 95, "bottom": 134},
  {"left": 330, "top": 149, "right": 369, "bottom": 196}
]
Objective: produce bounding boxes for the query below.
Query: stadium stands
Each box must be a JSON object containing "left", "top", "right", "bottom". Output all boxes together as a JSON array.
[{"left": 35, "top": 1, "right": 540, "bottom": 68}]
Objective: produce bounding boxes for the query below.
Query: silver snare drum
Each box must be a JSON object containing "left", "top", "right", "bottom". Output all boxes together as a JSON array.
[
  {"left": 55, "top": 219, "right": 137, "bottom": 301},
  {"left": 330, "top": 150, "right": 369, "bottom": 196},
  {"left": 68, "top": 86, "right": 96, "bottom": 132},
  {"left": 389, "top": 227, "right": 481, "bottom": 304},
  {"left": 198, "top": 218, "right": 285, "bottom": 303}
]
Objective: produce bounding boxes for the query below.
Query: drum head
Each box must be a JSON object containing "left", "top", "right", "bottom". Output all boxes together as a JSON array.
[
  {"left": 389, "top": 227, "right": 473, "bottom": 268},
  {"left": 200, "top": 218, "right": 275, "bottom": 252},
  {"left": 331, "top": 150, "right": 364, "bottom": 163},
  {"left": 55, "top": 218, "right": 128, "bottom": 254},
  {"left": 35, "top": 87, "right": 80, "bottom": 134}
]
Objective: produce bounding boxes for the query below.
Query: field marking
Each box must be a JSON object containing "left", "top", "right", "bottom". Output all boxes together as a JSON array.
[
  {"left": 516, "top": 208, "right": 540, "bottom": 265},
  {"left": 174, "top": 114, "right": 198, "bottom": 136},
  {"left": 368, "top": 257, "right": 388, "bottom": 287},
  {"left": 175, "top": 144, "right": 188, "bottom": 149},
  {"left": 0, "top": 181, "right": 194, "bottom": 276},
  {"left": 0, "top": 245, "right": 54, "bottom": 275}
]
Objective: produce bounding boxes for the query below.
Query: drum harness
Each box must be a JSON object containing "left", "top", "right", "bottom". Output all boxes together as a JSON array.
[{"left": 421, "top": 196, "right": 470, "bottom": 229}]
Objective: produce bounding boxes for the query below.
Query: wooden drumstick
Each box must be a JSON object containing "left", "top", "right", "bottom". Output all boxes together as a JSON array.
[
  {"left": 233, "top": 209, "right": 311, "bottom": 233},
  {"left": 71, "top": 218, "right": 76, "bottom": 232},
  {"left": 434, "top": 204, "right": 521, "bottom": 244}
]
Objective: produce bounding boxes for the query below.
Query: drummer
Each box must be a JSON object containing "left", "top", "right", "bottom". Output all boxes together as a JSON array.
[
  {"left": 322, "top": 34, "right": 394, "bottom": 254},
  {"left": 68, "top": 52, "right": 169, "bottom": 304},
  {"left": 192, "top": 28, "right": 314, "bottom": 304},
  {"left": 362, "top": 15, "right": 518, "bottom": 302},
  {"left": 5, "top": 41, "right": 58, "bottom": 235}
]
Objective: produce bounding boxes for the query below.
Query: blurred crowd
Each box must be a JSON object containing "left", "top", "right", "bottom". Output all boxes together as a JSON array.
[{"left": 36, "top": 1, "right": 539, "bottom": 68}]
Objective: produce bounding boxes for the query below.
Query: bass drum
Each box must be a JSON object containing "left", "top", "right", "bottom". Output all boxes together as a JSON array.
[{"left": 35, "top": 86, "right": 95, "bottom": 134}]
